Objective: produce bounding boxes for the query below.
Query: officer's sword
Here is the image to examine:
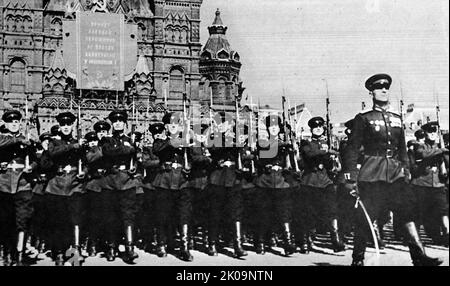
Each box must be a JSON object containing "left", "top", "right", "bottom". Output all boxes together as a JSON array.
[{"left": 350, "top": 190, "right": 381, "bottom": 266}]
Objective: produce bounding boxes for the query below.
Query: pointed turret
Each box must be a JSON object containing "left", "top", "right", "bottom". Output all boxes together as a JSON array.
[
  {"left": 199, "top": 9, "right": 244, "bottom": 108},
  {"left": 43, "top": 49, "right": 68, "bottom": 96},
  {"left": 133, "top": 54, "right": 153, "bottom": 97}
]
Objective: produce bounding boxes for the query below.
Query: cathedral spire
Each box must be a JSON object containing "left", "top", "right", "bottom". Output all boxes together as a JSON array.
[{"left": 208, "top": 8, "right": 227, "bottom": 35}]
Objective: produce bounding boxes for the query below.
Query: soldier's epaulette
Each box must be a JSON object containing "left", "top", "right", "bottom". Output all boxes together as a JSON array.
[
  {"left": 359, "top": 108, "right": 373, "bottom": 115},
  {"left": 387, "top": 109, "right": 400, "bottom": 116}
]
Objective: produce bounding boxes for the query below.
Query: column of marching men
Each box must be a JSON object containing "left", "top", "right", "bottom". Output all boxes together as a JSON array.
[{"left": 0, "top": 73, "right": 448, "bottom": 266}]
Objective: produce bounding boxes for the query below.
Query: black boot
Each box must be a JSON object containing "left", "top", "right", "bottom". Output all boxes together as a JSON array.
[
  {"left": 282, "top": 223, "right": 296, "bottom": 256},
  {"left": 88, "top": 239, "right": 97, "bottom": 257},
  {"left": 105, "top": 243, "right": 116, "bottom": 262},
  {"left": 15, "top": 251, "right": 26, "bottom": 266},
  {"left": 330, "top": 219, "right": 346, "bottom": 252},
  {"left": 54, "top": 252, "right": 65, "bottom": 266},
  {"left": 307, "top": 230, "right": 316, "bottom": 251},
  {"left": 156, "top": 243, "right": 167, "bottom": 258},
  {"left": 123, "top": 226, "right": 138, "bottom": 264},
  {"left": 15, "top": 231, "right": 27, "bottom": 266},
  {"left": 351, "top": 259, "right": 364, "bottom": 266},
  {"left": 406, "top": 222, "right": 443, "bottom": 266},
  {"left": 298, "top": 233, "right": 309, "bottom": 254},
  {"left": 233, "top": 222, "right": 248, "bottom": 258},
  {"left": 179, "top": 224, "right": 193, "bottom": 262},
  {"left": 255, "top": 242, "right": 266, "bottom": 255},
  {"left": 207, "top": 241, "right": 218, "bottom": 256},
  {"left": 37, "top": 240, "right": 47, "bottom": 254},
  {"left": 351, "top": 228, "right": 366, "bottom": 266}
]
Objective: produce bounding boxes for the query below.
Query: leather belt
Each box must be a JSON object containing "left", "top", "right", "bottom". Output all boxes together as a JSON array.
[
  {"left": 365, "top": 149, "right": 397, "bottom": 158},
  {"left": 164, "top": 162, "right": 183, "bottom": 169},
  {"left": 57, "top": 165, "right": 77, "bottom": 174},
  {"left": 116, "top": 165, "right": 127, "bottom": 171},
  {"left": 265, "top": 165, "right": 283, "bottom": 171},
  {"left": 221, "top": 161, "right": 235, "bottom": 168}
]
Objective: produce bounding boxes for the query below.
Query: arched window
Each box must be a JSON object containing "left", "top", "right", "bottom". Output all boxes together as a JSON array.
[
  {"left": 10, "top": 59, "right": 26, "bottom": 93},
  {"left": 24, "top": 16, "right": 33, "bottom": 32},
  {"left": 201, "top": 51, "right": 211, "bottom": 60},
  {"left": 180, "top": 29, "right": 187, "bottom": 43},
  {"left": 217, "top": 50, "right": 229, "bottom": 60},
  {"left": 138, "top": 23, "right": 146, "bottom": 40},
  {"left": 169, "top": 67, "right": 184, "bottom": 98},
  {"left": 218, "top": 77, "right": 226, "bottom": 99},
  {"left": 233, "top": 52, "right": 240, "bottom": 62},
  {"left": 51, "top": 18, "right": 63, "bottom": 36}
]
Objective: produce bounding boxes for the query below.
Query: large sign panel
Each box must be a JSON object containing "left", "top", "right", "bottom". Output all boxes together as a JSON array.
[{"left": 63, "top": 12, "right": 138, "bottom": 91}]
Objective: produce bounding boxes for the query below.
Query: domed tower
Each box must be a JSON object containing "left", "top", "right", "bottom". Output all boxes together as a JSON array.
[{"left": 199, "top": 9, "right": 244, "bottom": 110}]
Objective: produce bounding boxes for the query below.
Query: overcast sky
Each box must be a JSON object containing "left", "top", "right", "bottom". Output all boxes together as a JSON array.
[{"left": 200, "top": 0, "right": 449, "bottom": 123}]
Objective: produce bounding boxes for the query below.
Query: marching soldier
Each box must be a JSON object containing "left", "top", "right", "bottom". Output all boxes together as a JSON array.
[
  {"left": 343, "top": 73, "right": 443, "bottom": 266},
  {"left": 44, "top": 112, "right": 86, "bottom": 266},
  {"left": 298, "top": 117, "right": 346, "bottom": 253},
  {"left": 151, "top": 112, "right": 192, "bottom": 260},
  {"left": 334, "top": 119, "right": 358, "bottom": 245},
  {"left": 31, "top": 132, "right": 53, "bottom": 255},
  {"left": 140, "top": 123, "right": 163, "bottom": 252},
  {"left": 188, "top": 123, "right": 213, "bottom": 252},
  {"left": 235, "top": 124, "right": 257, "bottom": 249},
  {"left": 84, "top": 121, "right": 110, "bottom": 257},
  {"left": 253, "top": 115, "right": 296, "bottom": 256},
  {"left": 411, "top": 122, "right": 449, "bottom": 246},
  {"left": 99, "top": 110, "right": 139, "bottom": 263},
  {"left": 0, "top": 110, "right": 36, "bottom": 266},
  {"left": 206, "top": 111, "right": 247, "bottom": 258}
]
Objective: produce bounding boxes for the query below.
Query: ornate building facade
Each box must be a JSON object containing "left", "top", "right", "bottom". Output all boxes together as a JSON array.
[
  {"left": 0, "top": 0, "right": 243, "bottom": 135},
  {"left": 198, "top": 8, "right": 244, "bottom": 111}
]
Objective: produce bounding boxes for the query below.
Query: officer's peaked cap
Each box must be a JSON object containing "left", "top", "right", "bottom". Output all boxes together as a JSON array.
[
  {"left": 56, "top": 112, "right": 76, "bottom": 124},
  {"left": 93, "top": 120, "right": 111, "bottom": 132},
  {"left": 108, "top": 110, "right": 128, "bottom": 122},
  {"left": 308, "top": 116, "right": 325, "bottom": 128},
  {"left": 365, "top": 73, "right": 392, "bottom": 91},
  {"left": 2, "top": 110, "right": 22, "bottom": 122}
]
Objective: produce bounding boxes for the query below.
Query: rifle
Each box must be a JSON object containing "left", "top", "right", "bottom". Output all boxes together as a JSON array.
[
  {"left": 182, "top": 93, "right": 191, "bottom": 172},
  {"left": 24, "top": 95, "right": 31, "bottom": 170},
  {"left": 249, "top": 96, "right": 256, "bottom": 175},
  {"left": 287, "top": 99, "right": 300, "bottom": 173},
  {"left": 129, "top": 94, "right": 137, "bottom": 174},
  {"left": 76, "top": 94, "right": 85, "bottom": 179},
  {"left": 281, "top": 96, "right": 292, "bottom": 170},
  {"left": 436, "top": 104, "right": 448, "bottom": 178},
  {"left": 235, "top": 96, "right": 243, "bottom": 171},
  {"left": 325, "top": 83, "right": 341, "bottom": 175}
]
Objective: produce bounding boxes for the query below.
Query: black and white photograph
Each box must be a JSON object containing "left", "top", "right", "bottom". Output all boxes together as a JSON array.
[{"left": 0, "top": 0, "right": 448, "bottom": 269}]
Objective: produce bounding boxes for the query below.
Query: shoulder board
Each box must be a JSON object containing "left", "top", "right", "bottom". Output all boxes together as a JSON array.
[
  {"left": 359, "top": 108, "right": 373, "bottom": 115},
  {"left": 387, "top": 109, "right": 400, "bottom": 116}
]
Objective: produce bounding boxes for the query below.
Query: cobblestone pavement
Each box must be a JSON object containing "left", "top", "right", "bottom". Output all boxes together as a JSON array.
[{"left": 25, "top": 224, "right": 449, "bottom": 267}]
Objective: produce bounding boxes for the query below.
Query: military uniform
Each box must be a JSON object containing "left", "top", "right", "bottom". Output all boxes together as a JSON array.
[
  {"left": 83, "top": 127, "right": 108, "bottom": 257},
  {"left": 99, "top": 111, "right": 139, "bottom": 263},
  {"left": 151, "top": 112, "right": 192, "bottom": 260},
  {"left": 343, "top": 73, "right": 442, "bottom": 266},
  {"left": 44, "top": 112, "right": 86, "bottom": 265},
  {"left": 188, "top": 124, "right": 214, "bottom": 251},
  {"left": 140, "top": 124, "right": 162, "bottom": 252},
  {"left": 206, "top": 113, "right": 247, "bottom": 258},
  {"left": 0, "top": 110, "right": 37, "bottom": 265},
  {"left": 411, "top": 122, "right": 449, "bottom": 244},
  {"left": 30, "top": 132, "right": 53, "bottom": 254},
  {"left": 334, "top": 119, "right": 358, "bottom": 242},
  {"left": 298, "top": 117, "right": 346, "bottom": 253},
  {"left": 253, "top": 115, "right": 295, "bottom": 256}
]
